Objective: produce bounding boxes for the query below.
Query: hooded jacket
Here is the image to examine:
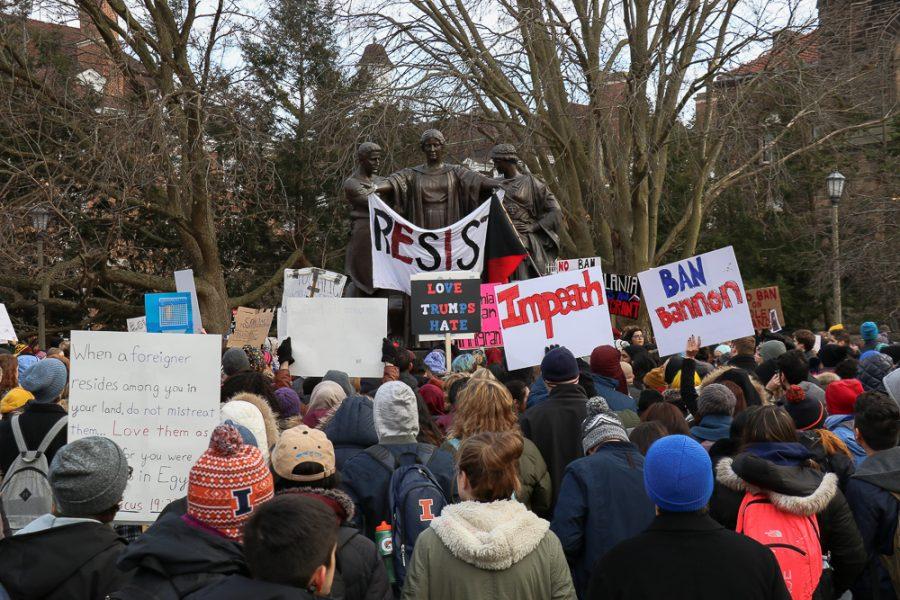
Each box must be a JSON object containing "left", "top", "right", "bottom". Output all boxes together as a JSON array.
[
  {"left": 184, "top": 575, "right": 319, "bottom": 599},
  {"left": 319, "top": 396, "right": 379, "bottom": 469},
  {"left": 550, "top": 441, "right": 654, "bottom": 598},
  {"left": 714, "top": 451, "right": 866, "bottom": 597},
  {"left": 278, "top": 488, "right": 391, "bottom": 600},
  {"left": 589, "top": 374, "right": 637, "bottom": 412},
  {"left": 224, "top": 392, "right": 280, "bottom": 454},
  {"left": 109, "top": 513, "right": 247, "bottom": 600},
  {"left": 825, "top": 414, "right": 868, "bottom": 466},
  {"left": 401, "top": 500, "right": 575, "bottom": 599},
  {"left": 0, "top": 515, "right": 129, "bottom": 599},
  {"left": 845, "top": 446, "right": 900, "bottom": 599}
]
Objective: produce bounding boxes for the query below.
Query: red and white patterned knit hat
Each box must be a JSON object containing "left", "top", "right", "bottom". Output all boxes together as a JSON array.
[{"left": 187, "top": 424, "right": 274, "bottom": 541}]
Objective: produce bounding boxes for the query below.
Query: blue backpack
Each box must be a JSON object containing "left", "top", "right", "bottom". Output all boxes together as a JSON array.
[{"left": 365, "top": 444, "right": 448, "bottom": 586}]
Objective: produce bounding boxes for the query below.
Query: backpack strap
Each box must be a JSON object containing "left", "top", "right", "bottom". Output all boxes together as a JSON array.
[
  {"left": 38, "top": 417, "right": 67, "bottom": 455},
  {"left": 365, "top": 445, "right": 397, "bottom": 474},
  {"left": 10, "top": 415, "right": 27, "bottom": 455},
  {"left": 416, "top": 444, "right": 436, "bottom": 467}
]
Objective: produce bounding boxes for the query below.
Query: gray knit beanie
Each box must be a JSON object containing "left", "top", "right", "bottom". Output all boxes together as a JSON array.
[
  {"left": 222, "top": 347, "right": 251, "bottom": 376},
  {"left": 758, "top": 340, "right": 787, "bottom": 363},
  {"left": 21, "top": 358, "right": 68, "bottom": 404},
  {"left": 373, "top": 381, "right": 419, "bottom": 443},
  {"left": 582, "top": 397, "right": 629, "bottom": 453},
  {"left": 49, "top": 436, "right": 130, "bottom": 517},
  {"left": 697, "top": 383, "right": 737, "bottom": 419}
]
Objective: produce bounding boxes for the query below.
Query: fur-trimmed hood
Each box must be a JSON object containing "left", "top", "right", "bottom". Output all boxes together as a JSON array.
[
  {"left": 716, "top": 454, "right": 837, "bottom": 516},
  {"left": 277, "top": 486, "right": 355, "bottom": 524},
  {"left": 226, "top": 392, "right": 280, "bottom": 451},
  {"left": 430, "top": 499, "right": 549, "bottom": 571},
  {"left": 699, "top": 365, "right": 769, "bottom": 406}
]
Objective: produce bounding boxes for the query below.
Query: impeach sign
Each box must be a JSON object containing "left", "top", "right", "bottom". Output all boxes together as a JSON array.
[{"left": 555, "top": 258, "right": 641, "bottom": 319}]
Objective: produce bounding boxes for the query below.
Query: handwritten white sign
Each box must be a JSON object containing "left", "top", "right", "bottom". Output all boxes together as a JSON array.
[{"left": 0, "top": 303, "right": 17, "bottom": 342}]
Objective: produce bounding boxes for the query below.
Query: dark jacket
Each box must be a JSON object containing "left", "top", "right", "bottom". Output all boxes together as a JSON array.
[
  {"left": 520, "top": 383, "right": 587, "bottom": 511},
  {"left": 551, "top": 442, "right": 654, "bottom": 598},
  {"left": 526, "top": 377, "right": 549, "bottom": 409},
  {"left": 0, "top": 402, "right": 67, "bottom": 477},
  {"left": 845, "top": 446, "right": 900, "bottom": 600},
  {"left": 278, "top": 488, "right": 391, "bottom": 600},
  {"left": 110, "top": 513, "right": 247, "bottom": 600},
  {"left": 0, "top": 516, "right": 130, "bottom": 600},
  {"left": 727, "top": 354, "right": 759, "bottom": 378},
  {"left": 587, "top": 511, "right": 790, "bottom": 600},
  {"left": 589, "top": 374, "right": 637, "bottom": 412},
  {"left": 798, "top": 429, "right": 855, "bottom": 491},
  {"left": 184, "top": 575, "right": 317, "bottom": 600},
  {"left": 340, "top": 442, "right": 455, "bottom": 540},
  {"left": 713, "top": 450, "right": 867, "bottom": 597},
  {"left": 320, "top": 396, "right": 379, "bottom": 470}
]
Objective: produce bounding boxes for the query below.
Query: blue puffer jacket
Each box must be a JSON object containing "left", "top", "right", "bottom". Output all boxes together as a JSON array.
[
  {"left": 321, "top": 396, "right": 378, "bottom": 469},
  {"left": 550, "top": 441, "right": 655, "bottom": 598},
  {"left": 590, "top": 374, "right": 637, "bottom": 412},
  {"left": 527, "top": 378, "right": 549, "bottom": 409},
  {"left": 826, "top": 414, "right": 867, "bottom": 466}
]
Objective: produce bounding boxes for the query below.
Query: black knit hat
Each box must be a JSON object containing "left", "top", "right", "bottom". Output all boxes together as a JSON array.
[
  {"left": 638, "top": 389, "right": 664, "bottom": 414},
  {"left": 783, "top": 385, "right": 825, "bottom": 431},
  {"left": 818, "top": 344, "right": 849, "bottom": 369},
  {"left": 541, "top": 347, "right": 579, "bottom": 383}
]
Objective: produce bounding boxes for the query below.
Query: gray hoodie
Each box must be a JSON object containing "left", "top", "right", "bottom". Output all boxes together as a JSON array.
[{"left": 373, "top": 381, "right": 419, "bottom": 444}]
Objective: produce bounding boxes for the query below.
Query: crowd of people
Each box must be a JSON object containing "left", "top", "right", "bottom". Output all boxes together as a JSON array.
[{"left": 0, "top": 319, "right": 898, "bottom": 599}]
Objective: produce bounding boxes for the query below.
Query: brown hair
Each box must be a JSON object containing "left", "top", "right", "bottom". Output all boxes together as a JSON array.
[
  {"left": 721, "top": 380, "right": 747, "bottom": 415},
  {"left": 0, "top": 354, "right": 17, "bottom": 394},
  {"left": 470, "top": 368, "right": 497, "bottom": 381},
  {"left": 742, "top": 405, "right": 798, "bottom": 445},
  {"left": 629, "top": 421, "right": 668, "bottom": 455},
  {"left": 457, "top": 431, "right": 523, "bottom": 502},
  {"left": 450, "top": 379, "right": 518, "bottom": 440},
  {"left": 794, "top": 329, "right": 816, "bottom": 352},
  {"left": 641, "top": 401, "right": 691, "bottom": 435},
  {"left": 733, "top": 336, "right": 756, "bottom": 356}
]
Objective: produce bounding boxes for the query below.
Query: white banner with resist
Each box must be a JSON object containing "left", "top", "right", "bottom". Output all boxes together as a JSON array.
[
  {"left": 495, "top": 267, "right": 614, "bottom": 370},
  {"left": 68, "top": 331, "right": 221, "bottom": 523}
]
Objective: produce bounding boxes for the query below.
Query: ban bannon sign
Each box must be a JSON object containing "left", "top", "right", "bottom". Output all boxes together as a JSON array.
[
  {"left": 638, "top": 246, "right": 753, "bottom": 357},
  {"left": 369, "top": 194, "right": 490, "bottom": 294},
  {"left": 495, "top": 267, "right": 614, "bottom": 370}
]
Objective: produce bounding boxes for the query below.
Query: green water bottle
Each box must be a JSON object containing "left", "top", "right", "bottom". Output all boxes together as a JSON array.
[{"left": 375, "top": 520, "right": 396, "bottom": 584}]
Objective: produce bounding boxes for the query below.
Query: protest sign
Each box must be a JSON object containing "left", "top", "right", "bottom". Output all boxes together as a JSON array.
[
  {"left": 174, "top": 269, "right": 203, "bottom": 333},
  {"left": 227, "top": 307, "right": 275, "bottom": 348},
  {"left": 0, "top": 303, "right": 17, "bottom": 342},
  {"left": 554, "top": 258, "right": 641, "bottom": 319},
  {"left": 286, "top": 298, "right": 386, "bottom": 377},
  {"left": 495, "top": 267, "right": 614, "bottom": 370},
  {"left": 145, "top": 292, "right": 193, "bottom": 333},
  {"left": 278, "top": 268, "right": 347, "bottom": 340},
  {"left": 746, "top": 286, "right": 785, "bottom": 331},
  {"left": 369, "top": 194, "right": 491, "bottom": 294},
  {"left": 638, "top": 246, "right": 753, "bottom": 357},
  {"left": 555, "top": 257, "right": 601, "bottom": 273},
  {"left": 68, "top": 330, "right": 221, "bottom": 523},
  {"left": 127, "top": 316, "right": 147, "bottom": 333},
  {"left": 457, "top": 284, "right": 503, "bottom": 350},
  {"left": 410, "top": 272, "right": 480, "bottom": 342}
]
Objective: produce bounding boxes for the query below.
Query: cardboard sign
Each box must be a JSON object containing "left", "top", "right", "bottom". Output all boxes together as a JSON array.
[
  {"left": 495, "top": 267, "right": 614, "bottom": 370},
  {"left": 369, "top": 194, "right": 491, "bottom": 294},
  {"left": 746, "top": 286, "right": 785, "bottom": 331},
  {"left": 145, "top": 293, "right": 193, "bottom": 334},
  {"left": 0, "top": 303, "right": 17, "bottom": 342},
  {"left": 639, "top": 246, "right": 753, "bottom": 357},
  {"left": 174, "top": 269, "right": 203, "bottom": 333},
  {"left": 278, "top": 268, "right": 347, "bottom": 340},
  {"left": 68, "top": 331, "right": 221, "bottom": 523},
  {"left": 410, "top": 272, "right": 480, "bottom": 342},
  {"left": 127, "top": 316, "right": 147, "bottom": 333},
  {"left": 227, "top": 308, "right": 275, "bottom": 348},
  {"left": 286, "top": 298, "right": 387, "bottom": 377},
  {"left": 458, "top": 284, "right": 503, "bottom": 350},
  {"left": 554, "top": 259, "right": 641, "bottom": 319}
]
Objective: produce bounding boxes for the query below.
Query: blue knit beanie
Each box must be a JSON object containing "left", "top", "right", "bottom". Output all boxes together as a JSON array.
[
  {"left": 643, "top": 435, "right": 713, "bottom": 512},
  {"left": 540, "top": 347, "right": 579, "bottom": 383},
  {"left": 21, "top": 358, "right": 68, "bottom": 404},
  {"left": 860, "top": 321, "right": 879, "bottom": 342}
]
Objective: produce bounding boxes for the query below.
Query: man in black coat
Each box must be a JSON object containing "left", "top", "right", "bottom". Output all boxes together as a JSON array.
[
  {"left": 588, "top": 435, "right": 790, "bottom": 600},
  {"left": 520, "top": 346, "right": 588, "bottom": 513}
]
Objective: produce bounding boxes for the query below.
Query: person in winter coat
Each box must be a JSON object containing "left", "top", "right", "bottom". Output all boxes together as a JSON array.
[
  {"left": 690, "top": 383, "right": 736, "bottom": 447},
  {"left": 588, "top": 435, "right": 790, "bottom": 600},
  {"left": 588, "top": 346, "right": 637, "bottom": 412},
  {"left": 857, "top": 352, "right": 893, "bottom": 394},
  {"left": 769, "top": 349, "right": 825, "bottom": 404},
  {"left": 319, "top": 395, "right": 379, "bottom": 469},
  {"left": 221, "top": 392, "right": 280, "bottom": 463},
  {"left": 520, "top": 347, "right": 588, "bottom": 511},
  {"left": 859, "top": 322, "right": 881, "bottom": 354},
  {"left": 551, "top": 398, "right": 655, "bottom": 598},
  {"left": 339, "top": 381, "right": 455, "bottom": 540},
  {"left": 304, "top": 381, "right": 347, "bottom": 428},
  {"left": 271, "top": 425, "right": 390, "bottom": 600},
  {"left": 273, "top": 387, "right": 303, "bottom": 431},
  {"left": 447, "top": 378, "right": 552, "bottom": 516},
  {"left": 845, "top": 392, "right": 900, "bottom": 599},
  {"left": 0, "top": 357, "right": 68, "bottom": 476},
  {"left": 825, "top": 378, "right": 868, "bottom": 465},
  {"left": 885, "top": 369, "right": 900, "bottom": 405},
  {"left": 402, "top": 431, "right": 575, "bottom": 599},
  {"left": 0, "top": 436, "right": 131, "bottom": 599},
  {"left": 727, "top": 336, "right": 760, "bottom": 376},
  {"left": 711, "top": 406, "right": 867, "bottom": 597},
  {"left": 111, "top": 425, "right": 274, "bottom": 599},
  {"left": 188, "top": 495, "right": 339, "bottom": 599}
]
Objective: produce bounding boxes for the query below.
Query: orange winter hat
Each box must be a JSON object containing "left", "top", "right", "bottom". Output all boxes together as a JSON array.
[{"left": 187, "top": 424, "right": 274, "bottom": 541}]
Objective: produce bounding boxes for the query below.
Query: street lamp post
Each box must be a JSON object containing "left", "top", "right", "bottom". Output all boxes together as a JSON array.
[
  {"left": 825, "top": 172, "right": 846, "bottom": 327},
  {"left": 31, "top": 206, "right": 50, "bottom": 350}
]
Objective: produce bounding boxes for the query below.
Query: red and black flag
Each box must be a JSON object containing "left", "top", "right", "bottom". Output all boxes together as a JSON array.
[{"left": 484, "top": 195, "right": 529, "bottom": 283}]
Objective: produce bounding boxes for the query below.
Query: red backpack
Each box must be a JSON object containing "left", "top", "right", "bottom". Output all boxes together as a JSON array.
[{"left": 736, "top": 492, "right": 823, "bottom": 600}]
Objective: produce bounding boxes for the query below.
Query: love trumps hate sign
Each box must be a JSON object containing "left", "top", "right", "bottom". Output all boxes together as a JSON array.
[
  {"left": 638, "top": 246, "right": 753, "bottom": 357},
  {"left": 495, "top": 267, "right": 614, "bottom": 370}
]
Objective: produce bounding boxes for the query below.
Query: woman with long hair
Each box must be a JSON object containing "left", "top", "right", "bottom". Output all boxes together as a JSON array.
[
  {"left": 402, "top": 431, "right": 575, "bottom": 599},
  {"left": 447, "top": 379, "right": 551, "bottom": 516},
  {"left": 641, "top": 401, "right": 691, "bottom": 436}
]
